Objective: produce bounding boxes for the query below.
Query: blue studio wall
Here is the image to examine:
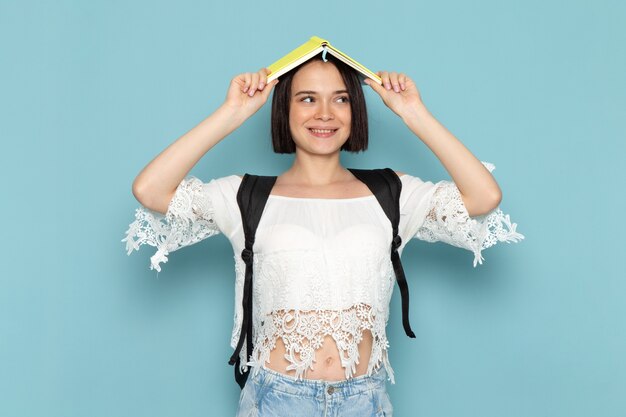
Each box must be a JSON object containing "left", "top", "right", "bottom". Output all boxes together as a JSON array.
[{"left": 1, "top": 0, "right": 624, "bottom": 416}]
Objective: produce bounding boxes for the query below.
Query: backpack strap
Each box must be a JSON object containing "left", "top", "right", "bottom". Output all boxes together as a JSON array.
[
  {"left": 228, "top": 173, "right": 277, "bottom": 389},
  {"left": 348, "top": 167, "right": 416, "bottom": 339}
]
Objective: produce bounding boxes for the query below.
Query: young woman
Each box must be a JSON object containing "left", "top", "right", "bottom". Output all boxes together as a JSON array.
[{"left": 123, "top": 54, "right": 523, "bottom": 417}]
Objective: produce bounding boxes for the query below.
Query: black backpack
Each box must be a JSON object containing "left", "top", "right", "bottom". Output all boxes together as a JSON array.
[{"left": 228, "top": 168, "right": 416, "bottom": 389}]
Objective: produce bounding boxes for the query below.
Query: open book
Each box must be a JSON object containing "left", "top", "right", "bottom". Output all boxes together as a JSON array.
[{"left": 266, "top": 36, "right": 382, "bottom": 85}]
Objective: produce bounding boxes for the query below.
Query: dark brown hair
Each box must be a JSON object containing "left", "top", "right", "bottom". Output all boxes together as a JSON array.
[{"left": 270, "top": 54, "right": 368, "bottom": 153}]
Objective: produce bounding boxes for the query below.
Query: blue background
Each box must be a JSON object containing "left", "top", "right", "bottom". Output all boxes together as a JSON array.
[{"left": 1, "top": 0, "right": 624, "bottom": 416}]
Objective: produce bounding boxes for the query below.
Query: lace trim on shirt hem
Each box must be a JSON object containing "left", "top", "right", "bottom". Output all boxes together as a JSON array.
[
  {"left": 245, "top": 353, "right": 396, "bottom": 384},
  {"left": 238, "top": 303, "right": 396, "bottom": 384}
]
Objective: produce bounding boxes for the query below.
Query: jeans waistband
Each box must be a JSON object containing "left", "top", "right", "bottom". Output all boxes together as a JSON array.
[{"left": 250, "top": 365, "right": 388, "bottom": 399}]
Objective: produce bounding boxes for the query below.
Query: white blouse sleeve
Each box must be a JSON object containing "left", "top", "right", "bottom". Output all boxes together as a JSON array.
[
  {"left": 121, "top": 176, "right": 228, "bottom": 272},
  {"left": 399, "top": 161, "right": 524, "bottom": 267}
]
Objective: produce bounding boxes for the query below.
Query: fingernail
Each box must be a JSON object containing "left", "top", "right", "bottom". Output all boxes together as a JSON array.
[
  {"left": 385, "top": 83, "right": 391, "bottom": 90},
  {"left": 401, "top": 83, "right": 405, "bottom": 90},
  {"left": 243, "top": 87, "right": 248, "bottom": 92},
  {"left": 249, "top": 90, "right": 254, "bottom": 96},
  {"left": 259, "top": 83, "right": 264, "bottom": 89},
  {"left": 394, "top": 85, "right": 400, "bottom": 92}
]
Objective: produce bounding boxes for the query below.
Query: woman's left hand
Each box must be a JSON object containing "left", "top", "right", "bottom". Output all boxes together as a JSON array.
[{"left": 364, "top": 71, "right": 425, "bottom": 120}]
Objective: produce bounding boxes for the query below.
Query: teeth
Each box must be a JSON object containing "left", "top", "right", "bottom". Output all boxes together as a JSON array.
[{"left": 310, "top": 129, "right": 336, "bottom": 133}]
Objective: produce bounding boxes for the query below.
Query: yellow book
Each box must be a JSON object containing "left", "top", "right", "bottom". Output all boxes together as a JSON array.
[{"left": 266, "top": 36, "right": 382, "bottom": 85}]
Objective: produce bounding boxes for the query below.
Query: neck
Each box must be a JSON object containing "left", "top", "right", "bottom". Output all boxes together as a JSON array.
[{"left": 281, "top": 151, "right": 350, "bottom": 186}]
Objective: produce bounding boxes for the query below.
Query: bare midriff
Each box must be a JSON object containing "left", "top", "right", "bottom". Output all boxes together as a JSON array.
[{"left": 264, "top": 329, "right": 374, "bottom": 381}]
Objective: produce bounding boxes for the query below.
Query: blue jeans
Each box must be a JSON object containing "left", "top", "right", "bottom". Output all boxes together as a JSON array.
[{"left": 235, "top": 365, "right": 393, "bottom": 417}]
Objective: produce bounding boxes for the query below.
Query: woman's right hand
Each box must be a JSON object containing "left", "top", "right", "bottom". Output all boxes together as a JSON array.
[{"left": 223, "top": 67, "right": 279, "bottom": 119}]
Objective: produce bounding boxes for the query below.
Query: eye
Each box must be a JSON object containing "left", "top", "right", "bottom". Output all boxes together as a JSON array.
[{"left": 299, "top": 95, "right": 349, "bottom": 103}]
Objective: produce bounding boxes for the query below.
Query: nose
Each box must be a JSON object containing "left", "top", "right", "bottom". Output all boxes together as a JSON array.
[{"left": 315, "top": 101, "right": 334, "bottom": 121}]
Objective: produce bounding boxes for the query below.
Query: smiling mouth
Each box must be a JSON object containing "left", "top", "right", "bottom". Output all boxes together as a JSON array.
[{"left": 308, "top": 128, "right": 338, "bottom": 137}]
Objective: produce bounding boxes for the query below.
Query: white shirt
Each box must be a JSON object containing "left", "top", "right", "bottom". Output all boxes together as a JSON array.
[{"left": 122, "top": 162, "right": 524, "bottom": 383}]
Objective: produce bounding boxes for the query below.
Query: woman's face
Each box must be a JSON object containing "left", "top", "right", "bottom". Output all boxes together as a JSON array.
[{"left": 288, "top": 60, "right": 352, "bottom": 156}]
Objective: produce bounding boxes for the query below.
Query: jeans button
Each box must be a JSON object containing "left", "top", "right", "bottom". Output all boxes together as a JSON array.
[{"left": 327, "top": 386, "right": 335, "bottom": 395}]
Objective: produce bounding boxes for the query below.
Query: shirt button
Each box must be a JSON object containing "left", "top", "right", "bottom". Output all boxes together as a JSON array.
[{"left": 327, "top": 386, "right": 335, "bottom": 395}]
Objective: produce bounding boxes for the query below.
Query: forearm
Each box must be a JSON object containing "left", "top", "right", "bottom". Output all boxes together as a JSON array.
[
  {"left": 402, "top": 105, "right": 502, "bottom": 215},
  {"left": 132, "top": 104, "right": 246, "bottom": 212}
]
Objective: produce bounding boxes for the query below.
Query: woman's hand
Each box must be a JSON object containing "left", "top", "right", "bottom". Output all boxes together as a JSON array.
[
  {"left": 223, "top": 67, "right": 279, "bottom": 120},
  {"left": 364, "top": 71, "right": 426, "bottom": 120}
]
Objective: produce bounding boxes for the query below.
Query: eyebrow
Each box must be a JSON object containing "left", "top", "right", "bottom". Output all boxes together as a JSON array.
[{"left": 294, "top": 90, "right": 349, "bottom": 96}]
